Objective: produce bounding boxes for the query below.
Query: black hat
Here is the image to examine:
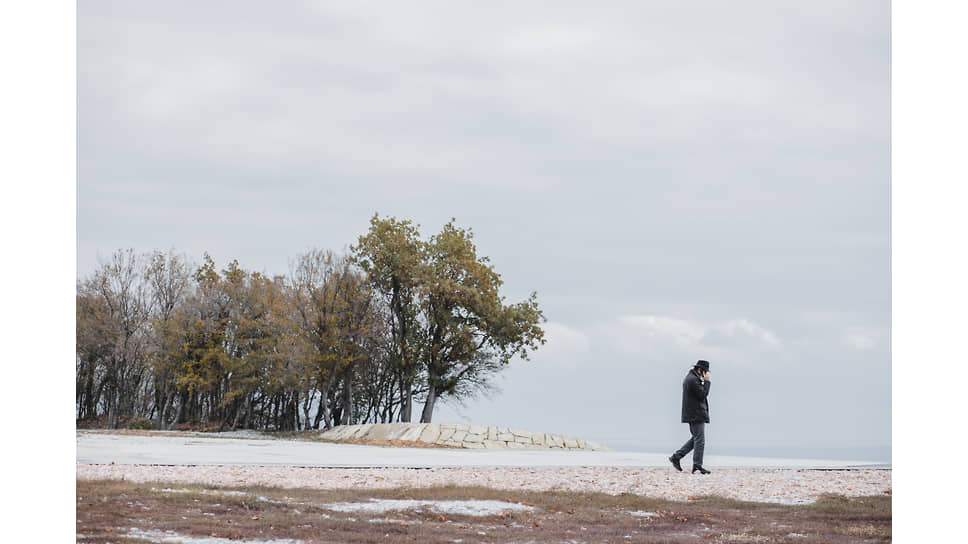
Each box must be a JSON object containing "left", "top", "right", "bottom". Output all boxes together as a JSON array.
[{"left": 695, "top": 360, "right": 710, "bottom": 371}]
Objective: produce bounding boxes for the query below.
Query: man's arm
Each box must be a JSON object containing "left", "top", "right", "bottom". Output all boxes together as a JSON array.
[{"left": 689, "top": 373, "right": 710, "bottom": 399}]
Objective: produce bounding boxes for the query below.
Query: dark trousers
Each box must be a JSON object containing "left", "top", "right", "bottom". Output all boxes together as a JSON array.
[{"left": 673, "top": 422, "right": 706, "bottom": 467}]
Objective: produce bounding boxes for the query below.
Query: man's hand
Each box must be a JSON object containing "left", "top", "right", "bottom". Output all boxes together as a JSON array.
[{"left": 702, "top": 370, "right": 711, "bottom": 382}]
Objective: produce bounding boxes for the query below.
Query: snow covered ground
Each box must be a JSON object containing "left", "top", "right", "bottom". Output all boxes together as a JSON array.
[
  {"left": 76, "top": 432, "right": 891, "bottom": 504},
  {"left": 76, "top": 431, "right": 889, "bottom": 469}
]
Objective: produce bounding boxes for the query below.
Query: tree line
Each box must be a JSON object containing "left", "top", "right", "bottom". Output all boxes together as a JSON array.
[{"left": 76, "top": 215, "right": 545, "bottom": 431}]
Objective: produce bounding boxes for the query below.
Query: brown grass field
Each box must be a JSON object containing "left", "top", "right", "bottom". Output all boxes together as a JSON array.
[{"left": 76, "top": 479, "right": 890, "bottom": 543}]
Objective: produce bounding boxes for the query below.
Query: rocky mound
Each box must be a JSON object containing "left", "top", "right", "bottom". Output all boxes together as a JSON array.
[{"left": 319, "top": 423, "right": 610, "bottom": 451}]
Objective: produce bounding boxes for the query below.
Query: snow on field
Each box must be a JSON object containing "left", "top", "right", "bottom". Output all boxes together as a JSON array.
[
  {"left": 123, "top": 528, "right": 301, "bottom": 544},
  {"left": 76, "top": 431, "right": 892, "bottom": 504},
  {"left": 324, "top": 498, "right": 533, "bottom": 516}
]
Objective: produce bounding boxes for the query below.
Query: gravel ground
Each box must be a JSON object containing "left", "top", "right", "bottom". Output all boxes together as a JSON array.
[{"left": 76, "top": 464, "right": 891, "bottom": 504}]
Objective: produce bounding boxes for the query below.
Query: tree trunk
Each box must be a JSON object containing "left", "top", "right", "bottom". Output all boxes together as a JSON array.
[
  {"left": 231, "top": 396, "right": 244, "bottom": 430},
  {"left": 420, "top": 383, "right": 437, "bottom": 423},
  {"left": 340, "top": 367, "right": 354, "bottom": 426},
  {"left": 302, "top": 389, "right": 316, "bottom": 431},
  {"left": 109, "top": 385, "right": 122, "bottom": 429},
  {"left": 241, "top": 395, "right": 253, "bottom": 429},
  {"left": 399, "top": 382, "right": 412, "bottom": 422},
  {"left": 171, "top": 390, "right": 188, "bottom": 429},
  {"left": 272, "top": 395, "right": 280, "bottom": 430},
  {"left": 155, "top": 389, "right": 167, "bottom": 430},
  {"left": 316, "top": 381, "right": 333, "bottom": 429}
]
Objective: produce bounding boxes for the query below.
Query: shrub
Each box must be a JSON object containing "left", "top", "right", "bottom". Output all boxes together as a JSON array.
[{"left": 126, "top": 418, "right": 157, "bottom": 430}]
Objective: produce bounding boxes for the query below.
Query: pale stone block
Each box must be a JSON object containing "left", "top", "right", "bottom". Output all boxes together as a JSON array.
[
  {"left": 367, "top": 424, "right": 396, "bottom": 441},
  {"left": 455, "top": 424, "right": 470, "bottom": 432},
  {"left": 487, "top": 426, "right": 498, "bottom": 441},
  {"left": 399, "top": 424, "right": 424, "bottom": 442},
  {"left": 532, "top": 432, "right": 546, "bottom": 446},
  {"left": 419, "top": 424, "right": 441, "bottom": 443},
  {"left": 463, "top": 442, "right": 485, "bottom": 449},
  {"left": 323, "top": 426, "right": 355, "bottom": 440},
  {"left": 483, "top": 440, "right": 505, "bottom": 449},
  {"left": 509, "top": 428, "right": 530, "bottom": 437},
  {"left": 514, "top": 435, "right": 532, "bottom": 444},
  {"left": 551, "top": 435, "right": 564, "bottom": 448},
  {"left": 468, "top": 424, "right": 487, "bottom": 435},
  {"left": 506, "top": 441, "right": 527, "bottom": 449},
  {"left": 438, "top": 427, "right": 455, "bottom": 441},
  {"left": 464, "top": 433, "right": 484, "bottom": 443},
  {"left": 452, "top": 430, "right": 468, "bottom": 442},
  {"left": 326, "top": 426, "right": 346, "bottom": 439},
  {"left": 333, "top": 427, "right": 354, "bottom": 439},
  {"left": 385, "top": 425, "right": 407, "bottom": 440},
  {"left": 498, "top": 433, "right": 514, "bottom": 441},
  {"left": 564, "top": 437, "right": 579, "bottom": 449}
]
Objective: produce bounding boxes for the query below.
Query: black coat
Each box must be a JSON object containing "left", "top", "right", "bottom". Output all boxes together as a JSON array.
[{"left": 681, "top": 368, "right": 711, "bottom": 423}]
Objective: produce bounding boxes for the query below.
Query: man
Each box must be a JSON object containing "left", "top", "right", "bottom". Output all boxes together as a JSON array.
[{"left": 669, "top": 360, "right": 712, "bottom": 474}]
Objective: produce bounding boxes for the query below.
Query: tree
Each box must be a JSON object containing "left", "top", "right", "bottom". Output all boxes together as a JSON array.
[
  {"left": 144, "top": 249, "right": 193, "bottom": 429},
  {"left": 417, "top": 220, "right": 545, "bottom": 422},
  {"left": 76, "top": 287, "right": 112, "bottom": 421},
  {"left": 168, "top": 255, "right": 294, "bottom": 429},
  {"left": 353, "top": 214, "right": 546, "bottom": 424},
  {"left": 76, "top": 216, "right": 545, "bottom": 429},
  {"left": 289, "top": 249, "right": 383, "bottom": 429},
  {"left": 76, "top": 249, "right": 152, "bottom": 428},
  {"left": 351, "top": 215, "right": 425, "bottom": 422}
]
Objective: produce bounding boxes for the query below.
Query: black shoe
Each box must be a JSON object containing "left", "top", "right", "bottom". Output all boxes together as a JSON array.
[
  {"left": 669, "top": 456, "right": 682, "bottom": 471},
  {"left": 692, "top": 465, "right": 711, "bottom": 474}
]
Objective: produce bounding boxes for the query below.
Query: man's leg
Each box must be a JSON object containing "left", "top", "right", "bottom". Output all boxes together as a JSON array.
[
  {"left": 673, "top": 430, "right": 695, "bottom": 461},
  {"left": 690, "top": 422, "right": 706, "bottom": 467}
]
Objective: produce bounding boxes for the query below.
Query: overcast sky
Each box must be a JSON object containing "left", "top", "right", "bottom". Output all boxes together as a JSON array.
[{"left": 77, "top": 0, "right": 891, "bottom": 461}]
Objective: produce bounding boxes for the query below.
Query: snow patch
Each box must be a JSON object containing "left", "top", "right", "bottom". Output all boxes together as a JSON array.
[
  {"left": 126, "top": 528, "right": 302, "bottom": 543},
  {"left": 324, "top": 498, "right": 533, "bottom": 516},
  {"left": 627, "top": 510, "right": 658, "bottom": 517},
  {"left": 761, "top": 497, "right": 815, "bottom": 505}
]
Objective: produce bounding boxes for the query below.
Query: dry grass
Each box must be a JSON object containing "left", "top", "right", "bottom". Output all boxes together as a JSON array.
[
  {"left": 79, "top": 427, "right": 467, "bottom": 449},
  {"left": 77, "top": 479, "right": 891, "bottom": 543},
  {"left": 839, "top": 523, "right": 893, "bottom": 538}
]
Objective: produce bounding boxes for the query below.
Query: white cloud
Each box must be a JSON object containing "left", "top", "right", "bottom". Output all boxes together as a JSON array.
[
  {"left": 504, "top": 23, "right": 600, "bottom": 53},
  {"left": 528, "top": 321, "right": 591, "bottom": 367},
  {"left": 599, "top": 314, "right": 781, "bottom": 366},
  {"left": 702, "top": 318, "right": 781, "bottom": 348},
  {"left": 618, "top": 315, "right": 704, "bottom": 347},
  {"left": 843, "top": 328, "right": 879, "bottom": 350}
]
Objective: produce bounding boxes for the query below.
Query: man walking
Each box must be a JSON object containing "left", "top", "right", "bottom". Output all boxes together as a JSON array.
[{"left": 669, "top": 360, "right": 712, "bottom": 474}]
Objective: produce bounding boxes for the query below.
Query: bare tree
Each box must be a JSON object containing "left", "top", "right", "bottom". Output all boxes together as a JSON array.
[
  {"left": 144, "top": 249, "right": 193, "bottom": 429},
  {"left": 78, "top": 249, "right": 152, "bottom": 428}
]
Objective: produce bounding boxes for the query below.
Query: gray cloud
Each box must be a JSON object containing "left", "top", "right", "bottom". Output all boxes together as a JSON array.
[{"left": 78, "top": 0, "right": 890, "bottom": 460}]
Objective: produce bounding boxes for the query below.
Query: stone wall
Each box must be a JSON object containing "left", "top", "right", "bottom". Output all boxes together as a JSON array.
[{"left": 319, "top": 423, "right": 610, "bottom": 451}]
